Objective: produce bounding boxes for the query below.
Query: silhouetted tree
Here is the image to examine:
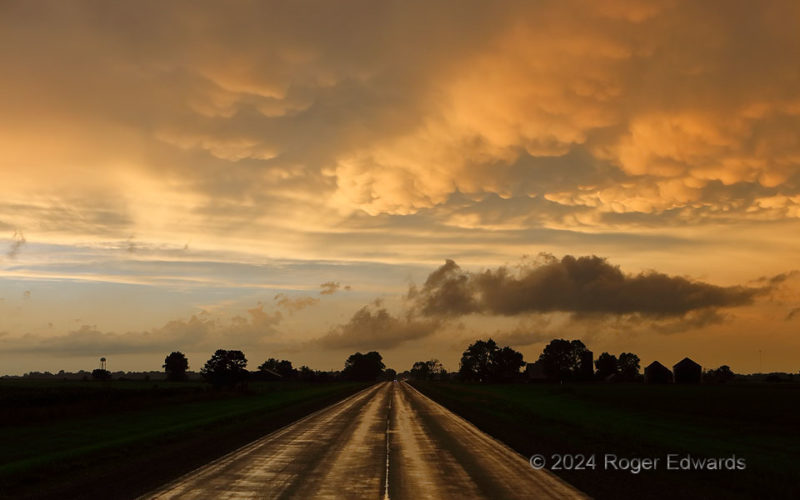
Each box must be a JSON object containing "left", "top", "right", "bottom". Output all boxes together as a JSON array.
[
  {"left": 91, "top": 368, "right": 111, "bottom": 381},
  {"left": 618, "top": 352, "right": 641, "bottom": 381},
  {"left": 538, "top": 339, "right": 589, "bottom": 382},
  {"left": 459, "top": 339, "right": 498, "bottom": 382},
  {"left": 428, "top": 359, "right": 447, "bottom": 380},
  {"left": 384, "top": 368, "right": 397, "bottom": 381},
  {"left": 342, "top": 351, "right": 385, "bottom": 381},
  {"left": 705, "top": 365, "right": 735, "bottom": 383},
  {"left": 163, "top": 351, "right": 189, "bottom": 381},
  {"left": 410, "top": 359, "right": 446, "bottom": 381},
  {"left": 411, "top": 361, "right": 431, "bottom": 380},
  {"left": 201, "top": 349, "right": 248, "bottom": 386},
  {"left": 298, "top": 365, "right": 316, "bottom": 382},
  {"left": 595, "top": 352, "right": 619, "bottom": 380},
  {"left": 459, "top": 339, "right": 524, "bottom": 382},
  {"left": 493, "top": 347, "right": 525, "bottom": 382},
  {"left": 258, "top": 358, "right": 297, "bottom": 379}
]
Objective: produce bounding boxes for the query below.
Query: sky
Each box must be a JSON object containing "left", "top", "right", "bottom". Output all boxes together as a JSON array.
[{"left": 1, "top": 0, "right": 799, "bottom": 375}]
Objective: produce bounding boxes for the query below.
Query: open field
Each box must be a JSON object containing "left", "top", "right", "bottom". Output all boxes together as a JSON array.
[
  {"left": 410, "top": 381, "right": 800, "bottom": 500},
  {"left": 0, "top": 379, "right": 368, "bottom": 499}
]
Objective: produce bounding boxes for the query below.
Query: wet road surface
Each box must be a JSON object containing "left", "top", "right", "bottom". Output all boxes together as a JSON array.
[{"left": 144, "top": 382, "right": 587, "bottom": 499}]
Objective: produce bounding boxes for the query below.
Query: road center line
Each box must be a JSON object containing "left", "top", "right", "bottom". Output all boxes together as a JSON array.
[{"left": 384, "top": 382, "right": 393, "bottom": 500}]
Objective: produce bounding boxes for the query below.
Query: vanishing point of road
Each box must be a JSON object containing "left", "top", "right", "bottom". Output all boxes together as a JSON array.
[{"left": 144, "top": 382, "right": 587, "bottom": 499}]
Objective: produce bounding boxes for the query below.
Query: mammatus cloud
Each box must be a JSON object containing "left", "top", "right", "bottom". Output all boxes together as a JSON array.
[
  {"left": 327, "top": 1, "right": 800, "bottom": 222},
  {"left": 319, "top": 281, "right": 351, "bottom": 295},
  {"left": 1, "top": 0, "right": 800, "bottom": 254},
  {"left": 409, "top": 255, "right": 763, "bottom": 318},
  {"left": 312, "top": 303, "right": 439, "bottom": 350},
  {"left": 6, "top": 230, "right": 26, "bottom": 259}
]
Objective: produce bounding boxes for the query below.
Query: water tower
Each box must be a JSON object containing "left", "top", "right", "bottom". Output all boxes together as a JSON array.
[{"left": 100, "top": 357, "right": 107, "bottom": 371}]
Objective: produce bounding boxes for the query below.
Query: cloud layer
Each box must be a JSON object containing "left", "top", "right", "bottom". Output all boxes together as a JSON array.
[
  {"left": 309, "top": 254, "right": 768, "bottom": 351},
  {"left": 0, "top": 305, "right": 283, "bottom": 356},
  {"left": 410, "top": 256, "right": 761, "bottom": 318},
  {"left": 2, "top": 0, "right": 800, "bottom": 253}
]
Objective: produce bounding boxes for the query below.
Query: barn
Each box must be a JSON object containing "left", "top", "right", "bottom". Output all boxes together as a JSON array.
[
  {"left": 644, "top": 361, "right": 673, "bottom": 384},
  {"left": 525, "top": 361, "right": 547, "bottom": 381},
  {"left": 673, "top": 357, "right": 702, "bottom": 384},
  {"left": 578, "top": 350, "right": 594, "bottom": 380}
]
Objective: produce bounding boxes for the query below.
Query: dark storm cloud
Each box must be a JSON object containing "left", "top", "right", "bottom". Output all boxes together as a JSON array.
[
  {"left": 313, "top": 304, "right": 439, "bottom": 350},
  {"left": 410, "top": 255, "right": 763, "bottom": 318},
  {"left": 312, "top": 253, "right": 765, "bottom": 351}
]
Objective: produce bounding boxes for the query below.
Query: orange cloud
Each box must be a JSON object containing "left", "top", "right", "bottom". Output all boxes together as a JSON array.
[{"left": 1, "top": 0, "right": 798, "bottom": 245}]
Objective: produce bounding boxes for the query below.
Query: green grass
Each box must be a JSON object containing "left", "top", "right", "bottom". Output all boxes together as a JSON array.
[
  {"left": 410, "top": 381, "right": 800, "bottom": 500},
  {"left": 0, "top": 380, "right": 368, "bottom": 499}
]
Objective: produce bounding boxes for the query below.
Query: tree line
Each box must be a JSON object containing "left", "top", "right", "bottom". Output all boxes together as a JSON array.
[
  {"left": 404, "top": 337, "right": 741, "bottom": 384},
  {"left": 159, "top": 349, "right": 392, "bottom": 386},
  {"left": 32, "top": 349, "right": 395, "bottom": 386},
  {"left": 8, "top": 338, "right": 778, "bottom": 385}
]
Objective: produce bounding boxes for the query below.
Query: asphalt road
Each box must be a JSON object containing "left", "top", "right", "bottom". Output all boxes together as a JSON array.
[{"left": 144, "top": 382, "right": 587, "bottom": 499}]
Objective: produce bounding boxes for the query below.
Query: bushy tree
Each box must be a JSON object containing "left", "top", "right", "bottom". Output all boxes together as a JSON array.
[
  {"left": 617, "top": 352, "right": 641, "bottom": 381},
  {"left": 459, "top": 339, "right": 498, "bottom": 382},
  {"left": 342, "top": 351, "right": 385, "bottom": 381},
  {"left": 493, "top": 346, "right": 525, "bottom": 382},
  {"left": 258, "top": 358, "right": 297, "bottom": 379},
  {"left": 411, "top": 361, "right": 430, "bottom": 380},
  {"left": 595, "top": 352, "right": 619, "bottom": 380},
  {"left": 538, "top": 339, "right": 589, "bottom": 382},
  {"left": 705, "top": 365, "right": 735, "bottom": 383},
  {"left": 91, "top": 368, "right": 111, "bottom": 381},
  {"left": 163, "top": 351, "right": 189, "bottom": 381},
  {"left": 201, "top": 349, "right": 248, "bottom": 386},
  {"left": 383, "top": 368, "right": 397, "bottom": 381},
  {"left": 459, "top": 339, "right": 524, "bottom": 382},
  {"left": 298, "top": 365, "right": 316, "bottom": 382},
  {"left": 410, "top": 359, "right": 446, "bottom": 381}
]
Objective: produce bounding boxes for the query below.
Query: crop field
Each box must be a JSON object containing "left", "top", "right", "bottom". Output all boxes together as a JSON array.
[
  {"left": 410, "top": 381, "right": 800, "bottom": 500},
  {"left": 0, "top": 380, "right": 367, "bottom": 499}
]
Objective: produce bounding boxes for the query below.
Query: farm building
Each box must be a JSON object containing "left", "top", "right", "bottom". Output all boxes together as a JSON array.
[
  {"left": 525, "top": 360, "right": 547, "bottom": 381},
  {"left": 673, "top": 357, "right": 702, "bottom": 384},
  {"left": 644, "top": 361, "right": 673, "bottom": 384},
  {"left": 578, "top": 350, "right": 594, "bottom": 380}
]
